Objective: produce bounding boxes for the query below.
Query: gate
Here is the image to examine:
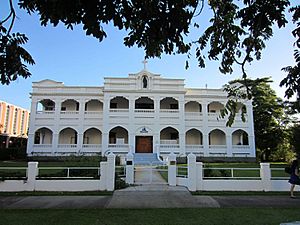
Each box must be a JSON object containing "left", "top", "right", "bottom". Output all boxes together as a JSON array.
[{"left": 134, "top": 164, "right": 168, "bottom": 185}]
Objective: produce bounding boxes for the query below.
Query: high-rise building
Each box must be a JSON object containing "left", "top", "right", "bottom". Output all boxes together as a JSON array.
[{"left": 0, "top": 101, "right": 30, "bottom": 148}]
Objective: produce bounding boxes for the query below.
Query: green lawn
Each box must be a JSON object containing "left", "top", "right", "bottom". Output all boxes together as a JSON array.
[{"left": 1, "top": 208, "right": 300, "bottom": 225}]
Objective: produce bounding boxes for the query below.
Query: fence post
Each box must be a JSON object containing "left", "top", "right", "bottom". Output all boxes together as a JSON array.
[
  {"left": 126, "top": 152, "right": 134, "bottom": 185},
  {"left": 168, "top": 153, "right": 176, "bottom": 186},
  {"left": 196, "top": 162, "right": 203, "bottom": 190},
  {"left": 27, "top": 162, "right": 38, "bottom": 191},
  {"left": 260, "top": 163, "right": 271, "bottom": 191},
  {"left": 106, "top": 152, "right": 116, "bottom": 191},
  {"left": 187, "top": 153, "right": 197, "bottom": 191},
  {"left": 100, "top": 161, "right": 107, "bottom": 190}
]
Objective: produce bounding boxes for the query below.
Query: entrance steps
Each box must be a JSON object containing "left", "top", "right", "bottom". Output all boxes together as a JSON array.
[{"left": 133, "top": 153, "right": 164, "bottom": 165}]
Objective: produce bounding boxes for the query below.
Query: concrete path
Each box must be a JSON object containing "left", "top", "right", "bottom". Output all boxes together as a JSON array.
[
  {"left": 134, "top": 166, "right": 167, "bottom": 185},
  {"left": 108, "top": 184, "right": 219, "bottom": 208},
  {"left": 1, "top": 185, "right": 300, "bottom": 209}
]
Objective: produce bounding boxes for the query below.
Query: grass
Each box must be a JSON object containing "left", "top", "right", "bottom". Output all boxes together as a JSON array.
[{"left": 1, "top": 208, "right": 300, "bottom": 225}]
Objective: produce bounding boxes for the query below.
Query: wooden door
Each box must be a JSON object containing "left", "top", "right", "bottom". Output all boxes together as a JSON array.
[{"left": 136, "top": 136, "right": 153, "bottom": 153}]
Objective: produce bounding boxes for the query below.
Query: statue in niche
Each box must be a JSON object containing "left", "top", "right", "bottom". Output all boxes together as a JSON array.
[{"left": 142, "top": 76, "right": 148, "bottom": 88}]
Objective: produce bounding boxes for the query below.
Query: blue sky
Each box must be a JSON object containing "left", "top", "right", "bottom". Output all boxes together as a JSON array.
[{"left": 0, "top": 1, "right": 297, "bottom": 110}]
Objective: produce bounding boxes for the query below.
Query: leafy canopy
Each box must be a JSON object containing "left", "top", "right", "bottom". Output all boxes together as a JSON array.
[{"left": 0, "top": 0, "right": 299, "bottom": 111}]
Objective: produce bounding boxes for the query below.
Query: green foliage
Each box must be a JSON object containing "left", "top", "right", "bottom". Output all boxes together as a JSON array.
[
  {"left": 0, "top": 30, "right": 35, "bottom": 84},
  {"left": 0, "top": 147, "right": 26, "bottom": 160},
  {"left": 114, "top": 172, "right": 128, "bottom": 190},
  {"left": 226, "top": 78, "right": 288, "bottom": 161},
  {"left": 290, "top": 123, "right": 300, "bottom": 156},
  {"left": 280, "top": 6, "right": 300, "bottom": 113}
]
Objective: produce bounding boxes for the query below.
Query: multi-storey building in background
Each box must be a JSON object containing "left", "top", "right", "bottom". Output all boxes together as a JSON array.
[
  {"left": 27, "top": 69, "right": 255, "bottom": 163},
  {"left": 0, "top": 101, "right": 30, "bottom": 148}
]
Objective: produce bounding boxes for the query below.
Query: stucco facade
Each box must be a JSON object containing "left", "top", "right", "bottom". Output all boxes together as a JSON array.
[{"left": 27, "top": 69, "right": 256, "bottom": 159}]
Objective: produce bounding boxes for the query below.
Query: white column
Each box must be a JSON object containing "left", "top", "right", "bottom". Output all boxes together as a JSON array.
[
  {"left": 226, "top": 134, "right": 232, "bottom": 157},
  {"left": 102, "top": 95, "right": 110, "bottom": 156},
  {"left": 27, "top": 134, "right": 34, "bottom": 155},
  {"left": 27, "top": 162, "right": 38, "bottom": 191},
  {"left": 260, "top": 163, "right": 271, "bottom": 191},
  {"left": 128, "top": 96, "right": 135, "bottom": 153},
  {"left": 154, "top": 96, "right": 160, "bottom": 154},
  {"left": 168, "top": 153, "right": 176, "bottom": 186},
  {"left": 77, "top": 133, "right": 83, "bottom": 154},
  {"left": 125, "top": 152, "right": 134, "bottom": 184},
  {"left": 102, "top": 133, "right": 109, "bottom": 156},
  {"left": 247, "top": 103, "right": 256, "bottom": 157},
  {"left": 202, "top": 101, "right": 209, "bottom": 156},
  {"left": 27, "top": 99, "right": 38, "bottom": 154},
  {"left": 187, "top": 153, "right": 197, "bottom": 191},
  {"left": 52, "top": 133, "right": 59, "bottom": 154},
  {"left": 196, "top": 162, "right": 203, "bottom": 190},
  {"left": 203, "top": 134, "right": 209, "bottom": 157},
  {"left": 106, "top": 153, "right": 116, "bottom": 191},
  {"left": 178, "top": 98, "right": 185, "bottom": 155},
  {"left": 53, "top": 99, "right": 61, "bottom": 155},
  {"left": 99, "top": 161, "right": 107, "bottom": 190}
]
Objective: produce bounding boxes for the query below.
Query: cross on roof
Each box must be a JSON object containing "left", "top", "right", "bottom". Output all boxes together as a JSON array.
[{"left": 142, "top": 60, "right": 148, "bottom": 70}]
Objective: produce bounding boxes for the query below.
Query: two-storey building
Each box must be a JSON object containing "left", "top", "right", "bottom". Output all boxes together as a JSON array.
[{"left": 27, "top": 69, "right": 255, "bottom": 162}]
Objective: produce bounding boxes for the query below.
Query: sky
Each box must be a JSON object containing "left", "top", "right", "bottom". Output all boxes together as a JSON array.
[{"left": 0, "top": 1, "right": 297, "bottom": 110}]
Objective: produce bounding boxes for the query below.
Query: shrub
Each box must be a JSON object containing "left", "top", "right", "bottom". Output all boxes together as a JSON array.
[{"left": 0, "top": 147, "right": 27, "bottom": 160}]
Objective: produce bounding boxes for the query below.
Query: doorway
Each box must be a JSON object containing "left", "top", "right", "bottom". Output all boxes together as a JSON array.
[{"left": 136, "top": 136, "right": 153, "bottom": 153}]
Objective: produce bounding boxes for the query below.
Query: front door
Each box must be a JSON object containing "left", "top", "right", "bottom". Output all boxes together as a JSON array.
[{"left": 136, "top": 136, "right": 153, "bottom": 153}]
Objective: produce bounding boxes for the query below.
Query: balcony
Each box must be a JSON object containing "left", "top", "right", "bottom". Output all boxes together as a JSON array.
[
  {"left": 232, "top": 145, "right": 251, "bottom": 157},
  {"left": 32, "top": 144, "right": 53, "bottom": 154},
  {"left": 108, "top": 144, "right": 130, "bottom": 154},
  {"left": 185, "top": 145, "right": 204, "bottom": 155},
  {"left": 185, "top": 112, "right": 203, "bottom": 121},
  {"left": 56, "top": 144, "right": 78, "bottom": 153},
  {"left": 208, "top": 145, "right": 227, "bottom": 156},
  {"left": 81, "top": 144, "right": 102, "bottom": 153},
  {"left": 84, "top": 111, "right": 103, "bottom": 120}
]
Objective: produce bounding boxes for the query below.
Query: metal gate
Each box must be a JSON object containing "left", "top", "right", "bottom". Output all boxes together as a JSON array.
[{"left": 134, "top": 164, "right": 168, "bottom": 185}]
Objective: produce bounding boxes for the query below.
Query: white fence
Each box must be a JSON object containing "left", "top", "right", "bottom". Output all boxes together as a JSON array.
[
  {"left": 0, "top": 153, "right": 116, "bottom": 192},
  {"left": 167, "top": 153, "right": 296, "bottom": 192}
]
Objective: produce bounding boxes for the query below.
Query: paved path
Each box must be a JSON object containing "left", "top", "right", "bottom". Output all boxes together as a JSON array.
[
  {"left": 134, "top": 166, "right": 167, "bottom": 185},
  {"left": 1, "top": 184, "right": 300, "bottom": 209}
]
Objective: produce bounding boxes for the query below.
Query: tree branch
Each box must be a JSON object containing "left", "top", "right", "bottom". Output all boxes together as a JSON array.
[{"left": 7, "top": 0, "right": 16, "bottom": 34}]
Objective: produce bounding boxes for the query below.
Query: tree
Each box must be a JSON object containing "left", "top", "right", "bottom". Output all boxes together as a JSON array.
[
  {"left": 0, "top": 0, "right": 299, "bottom": 110},
  {"left": 290, "top": 123, "right": 300, "bottom": 156},
  {"left": 227, "top": 78, "right": 287, "bottom": 161}
]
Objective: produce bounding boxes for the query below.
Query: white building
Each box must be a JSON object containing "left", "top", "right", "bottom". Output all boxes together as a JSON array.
[{"left": 27, "top": 69, "right": 255, "bottom": 161}]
